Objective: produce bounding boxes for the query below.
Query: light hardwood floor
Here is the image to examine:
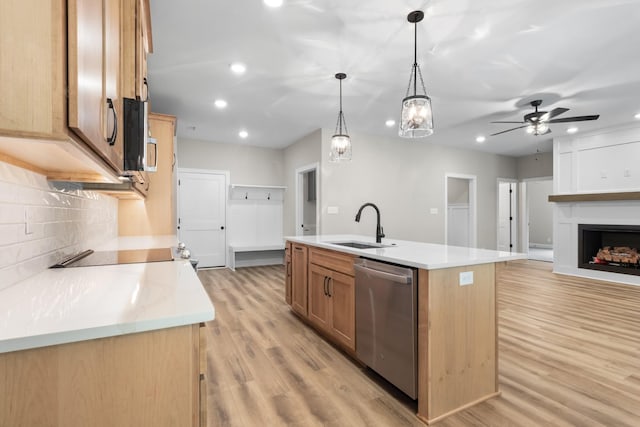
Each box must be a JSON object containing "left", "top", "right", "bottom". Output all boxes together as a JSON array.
[{"left": 198, "top": 261, "right": 640, "bottom": 426}]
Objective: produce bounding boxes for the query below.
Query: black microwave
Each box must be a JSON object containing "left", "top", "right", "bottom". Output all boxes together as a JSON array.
[{"left": 123, "top": 98, "right": 157, "bottom": 172}]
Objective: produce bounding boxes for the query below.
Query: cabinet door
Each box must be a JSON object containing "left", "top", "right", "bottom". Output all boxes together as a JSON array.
[
  {"left": 103, "top": 0, "right": 123, "bottom": 163},
  {"left": 308, "top": 264, "right": 331, "bottom": 331},
  {"left": 68, "top": 0, "right": 123, "bottom": 173},
  {"left": 68, "top": 0, "right": 103, "bottom": 147},
  {"left": 285, "top": 242, "right": 292, "bottom": 304},
  {"left": 329, "top": 270, "right": 356, "bottom": 351},
  {"left": 291, "top": 244, "right": 308, "bottom": 316}
]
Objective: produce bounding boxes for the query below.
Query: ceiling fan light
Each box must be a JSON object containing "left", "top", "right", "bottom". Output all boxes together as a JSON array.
[
  {"left": 399, "top": 95, "right": 433, "bottom": 137},
  {"left": 330, "top": 134, "right": 352, "bottom": 161},
  {"left": 526, "top": 125, "right": 535, "bottom": 134}
]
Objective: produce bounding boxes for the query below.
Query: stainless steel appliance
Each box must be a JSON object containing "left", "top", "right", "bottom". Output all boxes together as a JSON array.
[
  {"left": 123, "top": 98, "right": 157, "bottom": 173},
  {"left": 354, "top": 258, "right": 418, "bottom": 399}
]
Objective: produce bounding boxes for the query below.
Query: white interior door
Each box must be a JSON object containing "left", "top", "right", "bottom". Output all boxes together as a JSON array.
[
  {"left": 177, "top": 170, "right": 227, "bottom": 267},
  {"left": 447, "top": 205, "right": 470, "bottom": 246},
  {"left": 497, "top": 181, "right": 517, "bottom": 252},
  {"left": 296, "top": 163, "right": 319, "bottom": 236}
]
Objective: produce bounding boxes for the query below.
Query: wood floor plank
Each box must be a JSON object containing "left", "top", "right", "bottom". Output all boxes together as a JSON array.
[{"left": 199, "top": 261, "right": 640, "bottom": 426}]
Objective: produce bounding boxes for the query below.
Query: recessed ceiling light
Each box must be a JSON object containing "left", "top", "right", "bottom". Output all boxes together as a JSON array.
[
  {"left": 239, "top": 130, "right": 249, "bottom": 139},
  {"left": 214, "top": 99, "right": 227, "bottom": 109},
  {"left": 263, "top": 0, "right": 283, "bottom": 7},
  {"left": 567, "top": 127, "right": 578, "bottom": 134},
  {"left": 476, "top": 135, "right": 486, "bottom": 143},
  {"left": 385, "top": 119, "right": 396, "bottom": 127},
  {"left": 230, "top": 63, "right": 246, "bottom": 75},
  {"left": 635, "top": 112, "right": 640, "bottom": 119}
]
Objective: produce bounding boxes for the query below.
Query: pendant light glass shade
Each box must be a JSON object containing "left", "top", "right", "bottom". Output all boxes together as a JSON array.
[
  {"left": 330, "top": 73, "right": 352, "bottom": 162},
  {"left": 399, "top": 10, "right": 433, "bottom": 138}
]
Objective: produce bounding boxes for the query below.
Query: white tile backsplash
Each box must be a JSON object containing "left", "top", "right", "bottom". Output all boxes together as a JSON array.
[{"left": 0, "top": 161, "right": 117, "bottom": 289}]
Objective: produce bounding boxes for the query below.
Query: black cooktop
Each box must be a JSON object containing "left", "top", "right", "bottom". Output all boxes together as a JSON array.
[{"left": 51, "top": 247, "right": 174, "bottom": 268}]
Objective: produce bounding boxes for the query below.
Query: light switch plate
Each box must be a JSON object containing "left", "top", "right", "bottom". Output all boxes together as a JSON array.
[
  {"left": 327, "top": 206, "right": 339, "bottom": 214},
  {"left": 430, "top": 208, "right": 438, "bottom": 215},
  {"left": 459, "top": 271, "right": 473, "bottom": 286},
  {"left": 24, "top": 207, "right": 34, "bottom": 235}
]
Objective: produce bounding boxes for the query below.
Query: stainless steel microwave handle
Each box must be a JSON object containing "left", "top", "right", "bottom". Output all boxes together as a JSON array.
[{"left": 354, "top": 264, "right": 412, "bottom": 284}]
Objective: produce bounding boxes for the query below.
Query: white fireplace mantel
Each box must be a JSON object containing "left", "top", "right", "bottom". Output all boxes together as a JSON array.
[{"left": 553, "top": 125, "right": 640, "bottom": 287}]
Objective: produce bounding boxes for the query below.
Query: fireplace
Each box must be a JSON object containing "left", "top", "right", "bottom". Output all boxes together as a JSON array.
[{"left": 578, "top": 224, "right": 640, "bottom": 276}]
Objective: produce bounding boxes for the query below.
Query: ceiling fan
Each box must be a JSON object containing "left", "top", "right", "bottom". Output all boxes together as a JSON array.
[{"left": 490, "top": 100, "right": 600, "bottom": 136}]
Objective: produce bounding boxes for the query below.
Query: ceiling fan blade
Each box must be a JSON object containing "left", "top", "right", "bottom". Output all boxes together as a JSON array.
[
  {"left": 490, "top": 125, "right": 529, "bottom": 136},
  {"left": 490, "top": 121, "right": 525, "bottom": 124},
  {"left": 548, "top": 115, "right": 600, "bottom": 123},
  {"left": 540, "top": 107, "right": 569, "bottom": 122},
  {"left": 541, "top": 128, "right": 552, "bottom": 135}
]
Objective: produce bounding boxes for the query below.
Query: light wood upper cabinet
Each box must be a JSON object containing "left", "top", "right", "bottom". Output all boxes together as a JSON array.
[
  {"left": 0, "top": 0, "right": 152, "bottom": 183},
  {"left": 68, "top": 0, "right": 123, "bottom": 173},
  {"left": 118, "top": 113, "right": 176, "bottom": 236},
  {"left": 121, "top": 0, "right": 153, "bottom": 100}
]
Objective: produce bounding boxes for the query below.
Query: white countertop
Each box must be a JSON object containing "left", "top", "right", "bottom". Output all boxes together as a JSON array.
[
  {"left": 0, "top": 235, "right": 214, "bottom": 354},
  {"left": 286, "top": 234, "right": 526, "bottom": 269}
]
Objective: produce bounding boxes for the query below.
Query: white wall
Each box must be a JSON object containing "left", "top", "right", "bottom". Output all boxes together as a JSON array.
[
  {"left": 527, "top": 180, "right": 553, "bottom": 246},
  {"left": 283, "top": 130, "right": 321, "bottom": 236},
  {"left": 517, "top": 152, "right": 553, "bottom": 180},
  {"left": 177, "top": 138, "right": 285, "bottom": 185},
  {"left": 0, "top": 161, "right": 117, "bottom": 289},
  {"left": 319, "top": 129, "right": 517, "bottom": 249}
]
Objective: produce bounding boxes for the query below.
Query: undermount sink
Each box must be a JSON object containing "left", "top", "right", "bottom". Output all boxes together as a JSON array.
[{"left": 328, "top": 241, "right": 392, "bottom": 250}]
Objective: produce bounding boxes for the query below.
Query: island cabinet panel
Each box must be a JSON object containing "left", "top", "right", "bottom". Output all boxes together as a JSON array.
[
  {"left": 0, "top": 325, "right": 203, "bottom": 427},
  {"left": 291, "top": 243, "right": 309, "bottom": 315},
  {"left": 308, "top": 264, "right": 332, "bottom": 330},
  {"left": 327, "top": 269, "right": 355, "bottom": 351},
  {"left": 308, "top": 247, "right": 356, "bottom": 352},
  {"left": 285, "top": 241, "right": 292, "bottom": 304},
  {"left": 417, "top": 263, "right": 498, "bottom": 424}
]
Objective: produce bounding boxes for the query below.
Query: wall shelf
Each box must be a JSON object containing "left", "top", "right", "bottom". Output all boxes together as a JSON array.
[{"left": 549, "top": 192, "right": 640, "bottom": 203}]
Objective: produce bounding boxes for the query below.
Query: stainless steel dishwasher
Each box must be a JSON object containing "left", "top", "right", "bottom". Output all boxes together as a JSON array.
[{"left": 354, "top": 258, "right": 418, "bottom": 399}]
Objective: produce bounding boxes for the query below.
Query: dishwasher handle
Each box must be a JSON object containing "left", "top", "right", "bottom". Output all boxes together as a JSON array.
[{"left": 354, "top": 264, "right": 412, "bottom": 284}]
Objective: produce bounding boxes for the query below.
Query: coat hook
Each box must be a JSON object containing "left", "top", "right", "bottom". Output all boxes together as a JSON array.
[
  {"left": 245, "top": 192, "right": 248, "bottom": 200},
  {"left": 267, "top": 192, "right": 271, "bottom": 200}
]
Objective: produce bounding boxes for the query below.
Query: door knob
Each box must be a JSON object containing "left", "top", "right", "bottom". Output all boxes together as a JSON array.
[{"left": 220, "top": 226, "right": 225, "bottom": 230}]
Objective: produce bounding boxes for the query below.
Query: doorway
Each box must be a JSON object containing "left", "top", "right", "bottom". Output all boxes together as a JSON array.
[
  {"left": 524, "top": 178, "right": 554, "bottom": 262},
  {"left": 445, "top": 174, "right": 477, "bottom": 247},
  {"left": 296, "top": 163, "right": 319, "bottom": 236},
  {"left": 177, "top": 168, "right": 228, "bottom": 267},
  {"left": 497, "top": 179, "right": 518, "bottom": 252}
]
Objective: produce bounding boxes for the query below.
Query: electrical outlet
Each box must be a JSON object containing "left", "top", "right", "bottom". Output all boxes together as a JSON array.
[
  {"left": 624, "top": 169, "right": 631, "bottom": 177},
  {"left": 24, "top": 207, "right": 34, "bottom": 235},
  {"left": 459, "top": 271, "right": 473, "bottom": 286},
  {"left": 600, "top": 170, "right": 607, "bottom": 179}
]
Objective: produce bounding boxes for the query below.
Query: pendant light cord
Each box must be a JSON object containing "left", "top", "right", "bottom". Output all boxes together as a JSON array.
[
  {"left": 413, "top": 19, "right": 418, "bottom": 97},
  {"left": 339, "top": 78, "right": 343, "bottom": 133}
]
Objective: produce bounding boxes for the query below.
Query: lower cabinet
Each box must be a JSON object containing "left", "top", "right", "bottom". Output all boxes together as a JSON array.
[
  {"left": 291, "top": 244, "right": 308, "bottom": 316},
  {"left": 308, "top": 263, "right": 356, "bottom": 351},
  {"left": 285, "top": 242, "right": 292, "bottom": 304},
  {"left": 0, "top": 324, "right": 205, "bottom": 427},
  {"left": 286, "top": 242, "right": 356, "bottom": 353}
]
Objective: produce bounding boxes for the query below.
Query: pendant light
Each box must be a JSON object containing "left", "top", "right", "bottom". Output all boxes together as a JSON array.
[
  {"left": 399, "top": 10, "right": 433, "bottom": 138},
  {"left": 330, "top": 73, "right": 352, "bottom": 162}
]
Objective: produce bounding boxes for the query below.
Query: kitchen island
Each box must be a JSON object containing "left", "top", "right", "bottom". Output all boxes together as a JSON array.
[
  {"left": 0, "top": 235, "right": 214, "bottom": 427},
  {"left": 285, "top": 234, "right": 525, "bottom": 425}
]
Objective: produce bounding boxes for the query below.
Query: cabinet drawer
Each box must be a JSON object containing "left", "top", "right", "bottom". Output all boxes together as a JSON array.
[{"left": 309, "top": 248, "right": 355, "bottom": 276}]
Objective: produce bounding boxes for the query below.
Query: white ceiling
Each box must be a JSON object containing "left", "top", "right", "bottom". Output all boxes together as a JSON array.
[{"left": 148, "top": 0, "right": 640, "bottom": 157}]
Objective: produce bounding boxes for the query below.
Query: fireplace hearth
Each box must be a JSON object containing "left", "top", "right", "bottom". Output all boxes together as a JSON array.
[{"left": 578, "top": 224, "right": 640, "bottom": 276}]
